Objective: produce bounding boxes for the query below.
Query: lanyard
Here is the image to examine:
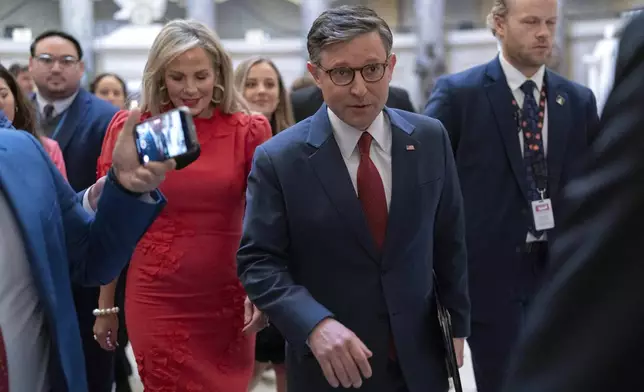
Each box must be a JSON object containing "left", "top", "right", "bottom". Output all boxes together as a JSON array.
[{"left": 50, "top": 110, "right": 69, "bottom": 141}]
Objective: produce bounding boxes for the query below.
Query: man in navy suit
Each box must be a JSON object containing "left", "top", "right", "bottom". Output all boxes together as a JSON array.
[
  {"left": 504, "top": 12, "right": 644, "bottom": 392},
  {"left": 28, "top": 30, "right": 121, "bottom": 391},
  {"left": 0, "top": 109, "right": 174, "bottom": 392},
  {"left": 238, "top": 6, "right": 470, "bottom": 392},
  {"left": 424, "top": 0, "right": 599, "bottom": 391}
]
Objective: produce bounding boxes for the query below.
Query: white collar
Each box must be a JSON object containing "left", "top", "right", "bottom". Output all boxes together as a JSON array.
[
  {"left": 327, "top": 108, "right": 390, "bottom": 160},
  {"left": 499, "top": 52, "right": 546, "bottom": 93},
  {"left": 35, "top": 90, "right": 79, "bottom": 117}
]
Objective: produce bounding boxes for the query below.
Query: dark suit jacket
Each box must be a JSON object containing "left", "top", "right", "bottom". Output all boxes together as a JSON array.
[
  {"left": 37, "top": 88, "right": 119, "bottom": 192},
  {"left": 424, "top": 57, "right": 600, "bottom": 322},
  {"left": 0, "top": 122, "right": 164, "bottom": 392},
  {"left": 291, "top": 85, "right": 416, "bottom": 122},
  {"left": 237, "top": 105, "right": 470, "bottom": 392},
  {"left": 503, "top": 13, "right": 644, "bottom": 392}
]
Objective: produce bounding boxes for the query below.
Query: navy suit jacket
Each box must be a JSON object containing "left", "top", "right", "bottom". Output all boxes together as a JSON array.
[
  {"left": 238, "top": 105, "right": 470, "bottom": 392},
  {"left": 424, "top": 57, "right": 599, "bottom": 322},
  {"left": 0, "top": 123, "right": 164, "bottom": 392},
  {"left": 35, "top": 88, "right": 119, "bottom": 192}
]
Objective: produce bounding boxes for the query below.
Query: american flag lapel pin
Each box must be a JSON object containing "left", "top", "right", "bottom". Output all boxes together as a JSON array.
[{"left": 406, "top": 145, "right": 415, "bottom": 151}]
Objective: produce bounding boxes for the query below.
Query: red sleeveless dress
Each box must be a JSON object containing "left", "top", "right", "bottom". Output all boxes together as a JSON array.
[{"left": 97, "top": 108, "right": 271, "bottom": 391}]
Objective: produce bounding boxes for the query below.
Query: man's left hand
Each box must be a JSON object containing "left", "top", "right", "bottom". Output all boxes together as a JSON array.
[
  {"left": 242, "top": 296, "right": 268, "bottom": 335},
  {"left": 453, "top": 337, "right": 465, "bottom": 368},
  {"left": 111, "top": 108, "right": 176, "bottom": 193}
]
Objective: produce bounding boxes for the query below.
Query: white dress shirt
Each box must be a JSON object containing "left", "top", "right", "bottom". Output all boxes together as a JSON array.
[
  {"left": 0, "top": 191, "right": 50, "bottom": 392},
  {"left": 327, "top": 108, "right": 392, "bottom": 210},
  {"left": 499, "top": 54, "right": 549, "bottom": 242},
  {"left": 35, "top": 91, "right": 78, "bottom": 118}
]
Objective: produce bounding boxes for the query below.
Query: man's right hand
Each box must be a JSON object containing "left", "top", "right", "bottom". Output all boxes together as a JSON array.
[{"left": 308, "top": 318, "right": 373, "bottom": 388}]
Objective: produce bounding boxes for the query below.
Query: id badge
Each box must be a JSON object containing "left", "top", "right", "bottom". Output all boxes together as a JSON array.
[{"left": 531, "top": 198, "right": 555, "bottom": 231}]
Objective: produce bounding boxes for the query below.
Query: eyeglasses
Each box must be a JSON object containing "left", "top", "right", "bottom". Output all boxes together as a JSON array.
[
  {"left": 316, "top": 60, "right": 389, "bottom": 86},
  {"left": 34, "top": 54, "right": 79, "bottom": 68}
]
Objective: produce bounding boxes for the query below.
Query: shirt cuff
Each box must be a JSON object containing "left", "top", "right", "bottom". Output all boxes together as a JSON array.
[
  {"left": 83, "top": 184, "right": 156, "bottom": 214},
  {"left": 82, "top": 186, "right": 96, "bottom": 215}
]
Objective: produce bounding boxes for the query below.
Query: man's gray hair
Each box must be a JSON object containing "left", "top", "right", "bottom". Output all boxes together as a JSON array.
[{"left": 307, "top": 5, "right": 393, "bottom": 65}]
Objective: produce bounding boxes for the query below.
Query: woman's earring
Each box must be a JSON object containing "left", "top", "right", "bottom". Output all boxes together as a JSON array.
[
  {"left": 211, "top": 84, "right": 224, "bottom": 105},
  {"left": 160, "top": 85, "right": 170, "bottom": 106}
]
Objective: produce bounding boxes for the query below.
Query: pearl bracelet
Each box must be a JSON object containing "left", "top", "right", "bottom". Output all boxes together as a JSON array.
[{"left": 92, "top": 307, "right": 120, "bottom": 317}]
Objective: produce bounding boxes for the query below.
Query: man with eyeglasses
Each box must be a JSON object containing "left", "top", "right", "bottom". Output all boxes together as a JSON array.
[
  {"left": 28, "top": 30, "right": 120, "bottom": 392},
  {"left": 291, "top": 83, "right": 416, "bottom": 123},
  {"left": 238, "top": 5, "right": 470, "bottom": 392}
]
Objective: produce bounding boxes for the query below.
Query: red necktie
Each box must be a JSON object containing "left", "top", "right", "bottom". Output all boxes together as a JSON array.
[
  {"left": 0, "top": 328, "right": 8, "bottom": 391},
  {"left": 357, "top": 132, "right": 397, "bottom": 359},
  {"left": 357, "top": 132, "right": 388, "bottom": 249}
]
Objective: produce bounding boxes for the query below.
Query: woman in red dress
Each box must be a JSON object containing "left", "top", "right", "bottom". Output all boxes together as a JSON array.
[{"left": 96, "top": 19, "right": 271, "bottom": 391}]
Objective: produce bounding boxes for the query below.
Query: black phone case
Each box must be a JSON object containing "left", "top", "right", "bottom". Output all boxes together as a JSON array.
[{"left": 174, "top": 145, "right": 201, "bottom": 170}]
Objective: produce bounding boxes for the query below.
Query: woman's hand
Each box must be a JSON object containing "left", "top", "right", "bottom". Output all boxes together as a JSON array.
[{"left": 93, "top": 314, "right": 119, "bottom": 351}]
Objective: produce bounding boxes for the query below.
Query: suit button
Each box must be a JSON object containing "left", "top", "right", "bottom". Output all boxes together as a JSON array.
[{"left": 516, "top": 246, "right": 522, "bottom": 253}]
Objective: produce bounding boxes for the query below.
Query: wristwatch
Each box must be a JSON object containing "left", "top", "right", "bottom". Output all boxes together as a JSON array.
[{"left": 107, "top": 167, "right": 144, "bottom": 198}]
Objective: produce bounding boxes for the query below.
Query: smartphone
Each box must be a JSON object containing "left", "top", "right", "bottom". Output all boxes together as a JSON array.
[{"left": 134, "top": 107, "right": 200, "bottom": 170}]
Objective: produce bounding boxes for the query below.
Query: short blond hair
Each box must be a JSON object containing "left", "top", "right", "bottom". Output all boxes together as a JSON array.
[
  {"left": 290, "top": 74, "right": 317, "bottom": 91},
  {"left": 486, "top": 0, "right": 510, "bottom": 37},
  {"left": 140, "top": 19, "right": 249, "bottom": 116}
]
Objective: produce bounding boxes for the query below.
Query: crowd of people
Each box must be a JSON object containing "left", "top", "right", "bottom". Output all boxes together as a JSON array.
[{"left": 0, "top": 1, "right": 643, "bottom": 392}]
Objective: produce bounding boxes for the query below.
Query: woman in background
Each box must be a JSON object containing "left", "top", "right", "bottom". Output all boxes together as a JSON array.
[
  {"left": 91, "top": 73, "right": 128, "bottom": 109},
  {"left": 234, "top": 56, "right": 294, "bottom": 392},
  {"left": 96, "top": 20, "right": 271, "bottom": 391},
  {"left": 90, "top": 71, "right": 133, "bottom": 392},
  {"left": 234, "top": 57, "right": 294, "bottom": 136},
  {"left": 8, "top": 63, "right": 34, "bottom": 97},
  {"left": 0, "top": 64, "right": 66, "bottom": 178}
]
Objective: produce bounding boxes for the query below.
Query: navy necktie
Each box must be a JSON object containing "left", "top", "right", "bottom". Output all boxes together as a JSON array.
[
  {"left": 520, "top": 80, "right": 548, "bottom": 237},
  {"left": 43, "top": 104, "right": 55, "bottom": 123}
]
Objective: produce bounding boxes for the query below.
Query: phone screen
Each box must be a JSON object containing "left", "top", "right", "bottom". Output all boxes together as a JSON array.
[{"left": 134, "top": 109, "right": 191, "bottom": 164}]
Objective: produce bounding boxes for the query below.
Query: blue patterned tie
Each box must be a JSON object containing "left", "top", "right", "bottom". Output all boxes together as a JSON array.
[{"left": 520, "top": 80, "right": 548, "bottom": 237}]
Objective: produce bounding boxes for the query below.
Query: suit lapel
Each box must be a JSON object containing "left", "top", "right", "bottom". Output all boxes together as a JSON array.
[
  {"left": 307, "top": 105, "right": 380, "bottom": 263},
  {"left": 545, "top": 71, "right": 571, "bottom": 198},
  {"left": 55, "top": 89, "right": 91, "bottom": 151},
  {"left": 484, "top": 58, "right": 531, "bottom": 202},
  {"left": 381, "top": 108, "right": 418, "bottom": 271}
]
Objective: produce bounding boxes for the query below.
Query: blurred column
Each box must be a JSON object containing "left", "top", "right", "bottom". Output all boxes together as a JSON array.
[
  {"left": 414, "top": 0, "right": 446, "bottom": 105},
  {"left": 59, "top": 0, "right": 95, "bottom": 83},
  {"left": 553, "top": 0, "right": 567, "bottom": 74},
  {"left": 301, "top": 0, "right": 329, "bottom": 60},
  {"left": 186, "top": 0, "right": 216, "bottom": 30}
]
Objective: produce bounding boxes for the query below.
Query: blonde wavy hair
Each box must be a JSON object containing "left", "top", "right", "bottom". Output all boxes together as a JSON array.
[
  {"left": 140, "top": 19, "right": 249, "bottom": 116},
  {"left": 234, "top": 57, "right": 294, "bottom": 135},
  {"left": 486, "top": 0, "right": 510, "bottom": 37}
]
